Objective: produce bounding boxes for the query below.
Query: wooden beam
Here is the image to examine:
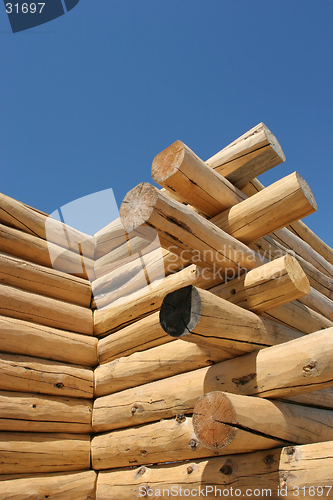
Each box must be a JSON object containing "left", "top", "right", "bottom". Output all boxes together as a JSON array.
[
  {"left": 0, "top": 391, "right": 92, "bottom": 433},
  {"left": 193, "top": 392, "right": 333, "bottom": 450},
  {"left": 206, "top": 122, "right": 285, "bottom": 188},
  {"left": 0, "top": 433, "right": 90, "bottom": 474},
  {"left": 0, "top": 315, "right": 98, "bottom": 366},
  {"left": 0, "top": 353, "right": 93, "bottom": 398},
  {"left": 0, "top": 471, "right": 97, "bottom": 499}
]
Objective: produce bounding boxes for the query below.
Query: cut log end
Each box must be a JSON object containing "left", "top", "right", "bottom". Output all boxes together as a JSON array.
[
  {"left": 284, "top": 254, "right": 311, "bottom": 295},
  {"left": 295, "top": 172, "right": 318, "bottom": 212},
  {"left": 159, "top": 285, "right": 202, "bottom": 338},
  {"left": 193, "top": 392, "right": 237, "bottom": 450},
  {"left": 119, "top": 183, "right": 158, "bottom": 233},
  {"left": 262, "top": 123, "right": 286, "bottom": 163},
  {"left": 151, "top": 140, "right": 186, "bottom": 183}
]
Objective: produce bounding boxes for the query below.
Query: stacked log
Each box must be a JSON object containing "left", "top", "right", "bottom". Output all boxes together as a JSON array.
[
  {"left": 91, "top": 123, "right": 333, "bottom": 499},
  {"left": 0, "top": 195, "right": 97, "bottom": 484}
]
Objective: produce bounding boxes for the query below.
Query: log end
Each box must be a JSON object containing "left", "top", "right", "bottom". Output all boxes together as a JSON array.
[
  {"left": 262, "top": 123, "right": 286, "bottom": 163},
  {"left": 119, "top": 183, "right": 159, "bottom": 233},
  {"left": 284, "top": 254, "right": 311, "bottom": 295},
  {"left": 294, "top": 172, "right": 318, "bottom": 213},
  {"left": 159, "top": 285, "right": 202, "bottom": 338},
  {"left": 193, "top": 392, "right": 237, "bottom": 450},
  {"left": 151, "top": 140, "right": 186, "bottom": 184}
]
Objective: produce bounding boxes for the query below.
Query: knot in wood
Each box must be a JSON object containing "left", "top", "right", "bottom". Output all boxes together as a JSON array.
[
  {"left": 189, "top": 438, "right": 199, "bottom": 449},
  {"left": 187, "top": 466, "right": 194, "bottom": 474},
  {"left": 285, "top": 446, "right": 296, "bottom": 456},
  {"left": 264, "top": 454, "right": 274, "bottom": 465},
  {"left": 303, "top": 361, "right": 317, "bottom": 372},
  {"left": 176, "top": 414, "right": 186, "bottom": 423},
  {"left": 220, "top": 463, "right": 233, "bottom": 475},
  {"left": 135, "top": 466, "right": 147, "bottom": 478},
  {"left": 140, "top": 485, "right": 152, "bottom": 497}
]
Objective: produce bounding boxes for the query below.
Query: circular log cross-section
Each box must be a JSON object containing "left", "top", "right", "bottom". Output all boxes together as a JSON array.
[{"left": 159, "top": 285, "right": 202, "bottom": 338}]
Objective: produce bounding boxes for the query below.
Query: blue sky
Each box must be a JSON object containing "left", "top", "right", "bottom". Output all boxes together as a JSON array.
[{"left": 1, "top": 1, "right": 332, "bottom": 245}]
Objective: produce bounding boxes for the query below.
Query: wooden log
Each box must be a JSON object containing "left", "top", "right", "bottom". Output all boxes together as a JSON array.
[
  {"left": 96, "top": 443, "right": 333, "bottom": 500},
  {"left": 0, "top": 315, "right": 98, "bottom": 366},
  {"left": 94, "top": 217, "right": 127, "bottom": 260},
  {"left": 94, "top": 341, "right": 242, "bottom": 397},
  {"left": 93, "top": 328, "right": 333, "bottom": 432},
  {"left": 91, "top": 415, "right": 282, "bottom": 471},
  {"left": 119, "top": 183, "right": 264, "bottom": 275},
  {"left": 0, "top": 283, "right": 93, "bottom": 335},
  {"left": 160, "top": 285, "right": 300, "bottom": 351},
  {"left": 95, "top": 326, "right": 333, "bottom": 398},
  {"left": 210, "top": 255, "right": 310, "bottom": 314},
  {"left": 152, "top": 140, "right": 245, "bottom": 218},
  {"left": 0, "top": 222, "right": 94, "bottom": 280},
  {"left": 0, "top": 432, "right": 90, "bottom": 474},
  {"left": 298, "top": 286, "right": 333, "bottom": 321},
  {"left": 0, "top": 192, "right": 94, "bottom": 259},
  {"left": 97, "top": 311, "right": 170, "bottom": 364},
  {"left": 206, "top": 122, "right": 285, "bottom": 188},
  {"left": 0, "top": 471, "right": 97, "bottom": 500},
  {"left": 0, "top": 391, "right": 92, "bottom": 433},
  {"left": 94, "top": 264, "right": 221, "bottom": 337},
  {"left": 0, "top": 353, "right": 93, "bottom": 398},
  {"left": 193, "top": 392, "right": 333, "bottom": 451},
  {"left": 0, "top": 252, "right": 91, "bottom": 307}
]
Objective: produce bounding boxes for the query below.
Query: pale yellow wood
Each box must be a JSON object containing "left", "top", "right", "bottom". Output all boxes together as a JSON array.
[
  {"left": 94, "top": 217, "right": 127, "bottom": 260},
  {"left": 91, "top": 415, "right": 281, "bottom": 470},
  {"left": 0, "top": 315, "right": 98, "bottom": 366},
  {"left": 0, "top": 222, "right": 93, "bottom": 280},
  {"left": 0, "top": 391, "right": 92, "bottom": 433},
  {"left": 206, "top": 122, "right": 285, "bottom": 188},
  {"left": 0, "top": 252, "right": 91, "bottom": 307},
  {"left": 0, "top": 192, "right": 94, "bottom": 259},
  {"left": 0, "top": 283, "right": 93, "bottom": 335},
  {"left": 0, "top": 353, "right": 93, "bottom": 398},
  {"left": 298, "top": 286, "right": 333, "bottom": 321},
  {"left": 0, "top": 432, "right": 90, "bottom": 474},
  {"left": 0, "top": 471, "right": 97, "bottom": 500},
  {"left": 193, "top": 391, "right": 333, "bottom": 450},
  {"left": 96, "top": 443, "right": 333, "bottom": 500}
]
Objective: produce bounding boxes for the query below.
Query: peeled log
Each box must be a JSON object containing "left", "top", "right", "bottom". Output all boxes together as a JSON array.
[
  {"left": 91, "top": 415, "right": 281, "bottom": 470},
  {"left": 0, "top": 353, "right": 93, "bottom": 398},
  {"left": 0, "top": 391, "right": 92, "bottom": 433},
  {"left": 0, "top": 315, "right": 98, "bottom": 366},
  {"left": 160, "top": 285, "right": 300, "bottom": 351},
  {"left": 0, "top": 252, "right": 91, "bottom": 307},
  {"left": 0, "top": 222, "right": 93, "bottom": 280},
  {"left": 119, "top": 183, "right": 263, "bottom": 275},
  {"left": 0, "top": 283, "right": 93, "bottom": 335},
  {"left": 206, "top": 122, "right": 285, "bottom": 188},
  {"left": 0, "top": 471, "right": 97, "bottom": 500},
  {"left": 0, "top": 432, "right": 90, "bottom": 474},
  {"left": 193, "top": 392, "right": 333, "bottom": 451},
  {"left": 96, "top": 442, "right": 333, "bottom": 500}
]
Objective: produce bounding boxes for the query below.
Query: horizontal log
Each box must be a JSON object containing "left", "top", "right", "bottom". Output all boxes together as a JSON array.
[
  {"left": 94, "top": 264, "right": 221, "bottom": 337},
  {"left": 97, "top": 311, "right": 170, "bottom": 364},
  {"left": 94, "top": 217, "right": 127, "bottom": 260},
  {"left": 0, "top": 471, "right": 97, "bottom": 499},
  {"left": 95, "top": 327, "right": 333, "bottom": 398},
  {"left": 96, "top": 442, "right": 333, "bottom": 500},
  {"left": 206, "top": 122, "right": 285, "bottom": 188},
  {"left": 0, "top": 391, "right": 92, "bottom": 433},
  {"left": 152, "top": 140, "right": 245, "bottom": 218},
  {"left": 0, "top": 222, "right": 93, "bottom": 280},
  {"left": 0, "top": 432, "right": 90, "bottom": 474},
  {"left": 298, "top": 286, "right": 333, "bottom": 321},
  {"left": 193, "top": 392, "right": 333, "bottom": 450},
  {"left": 93, "top": 328, "right": 333, "bottom": 432},
  {"left": 0, "top": 252, "right": 91, "bottom": 307},
  {"left": 0, "top": 353, "right": 93, "bottom": 398},
  {"left": 91, "top": 415, "right": 282, "bottom": 471},
  {"left": 94, "top": 341, "right": 242, "bottom": 397},
  {"left": 160, "top": 286, "right": 300, "bottom": 350},
  {"left": 0, "top": 283, "right": 93, "bottom": 335},
  {"left": 0, "top": 192, "right": 94, "bottom": 259},
  {"left": 0, "top": 315, "right": 98, "bottom": 366},
  {"left": 119, "top": 183, "right": 263, "bottom": 275}
]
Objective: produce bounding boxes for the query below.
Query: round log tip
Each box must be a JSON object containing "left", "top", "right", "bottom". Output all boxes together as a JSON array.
[
  {"left": 295, "top": 172, "right": 317, "bottom": 212},
  {"left": 193, "top": 392, "right": 237, "bottom": 450},
  {"left": 284, "top": 254, "right": 311, "bottom": 295},
  {"left": 159, "top": 285, "right": 202, "bottom": 338},
  {"left": 151, "top": 141, "right": 186, "bottom": 183},
  {"left": 119, "top": 183, "right": 158, "bottom": 233},
  {"left": 262, "top": 123, "right": 286, "bottom": 162}
]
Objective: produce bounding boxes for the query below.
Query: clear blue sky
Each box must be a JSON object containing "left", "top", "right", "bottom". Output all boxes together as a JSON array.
[{"left": 1, "top": 1, "right": 332, "bottom": 245}]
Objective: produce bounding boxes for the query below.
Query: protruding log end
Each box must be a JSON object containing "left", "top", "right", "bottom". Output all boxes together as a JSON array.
[
  {"left": 160, "top": 285, "right": 202, "bottom": 338},
  {"left": 151, "top": 141, "right": 186, "bottom": 184},
  {"left": 262, "top": 123, "right": 286, "bottom": 163},
  {"left": 193, "top": 392, "right": 237, "bottom": 450},
  {"left": 294, "top": 172, "right": 317, "bottom": 213},
  {"left": 119, "top": 183, "right": 158, "bottom": 233},
  {"left": 284, "top": 254, "right": 311, "bottom": 295}
]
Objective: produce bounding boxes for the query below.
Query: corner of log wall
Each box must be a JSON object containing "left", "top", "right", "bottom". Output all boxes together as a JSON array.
[{"left": 1, "top": 122, "right": 333, "bottom": 499}]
